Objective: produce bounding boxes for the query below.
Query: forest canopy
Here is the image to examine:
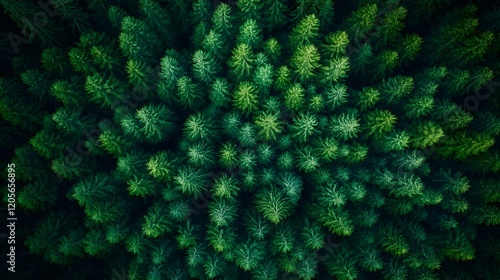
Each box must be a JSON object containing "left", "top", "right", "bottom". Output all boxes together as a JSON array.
[{"left": 0, "top": 0, "right": 500, "bottom": 279}]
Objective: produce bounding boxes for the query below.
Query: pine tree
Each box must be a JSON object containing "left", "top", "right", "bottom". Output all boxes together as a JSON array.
[
  {"left": 236, "top": 0, "right": 264, "bottom": 26},
  {"left": 140, "top": 0, "right": 176, "bottom": 44},
  {"left": 289, "top": 14, "right": 320, "bottom": 50},
  {"left": 291, "top": 44, "right": 321, "bottom": 82},
  {"left": 212, "top": 3, "right": 235, "bottom": 45},
  {"left": 84, "top": 72, "right": 126, "bottom": 108},
  {"left": 41, "top": 47, "right": 71, "bottom": 75},
  {"left": 330, "top": 112, "right": 361, "bottom": 141},
  {"left": 349, "top": 43, "right": 373, "bottom": 77},
  {"left": 296, "top": 146, "right": 320, "bottom": 173},
  {"left": 289, "top": 112, "right": 318, "bottom": 143},
  {"left": 403, "top": 94, "right": 434, "bottom": 119},
  {"left": 409, "top": 120, "right": 444, "bottom": 149},
  {"left": 320, "top": 56, "right": 350, "bottom": 85},
  {"left": 344, "top": 3, "right": 378, "bottom": 41},
  {"left": 263, "top": 0, "right": 288, "bottom": 31},
  {"left": 142, "top": 200, "right": 174, "bottom": 238},
  {"left": 369, "top": 50, "right": 400, "bottom": 81},
  {"left": 192, "top": 49, "right": 220, "bottom": 84},
  {"left": 232, "top": 81, "right": 259, "bottom": 115},
  {"left": 397, "top": 33, "right": 424, "bottom": 66},
  {"left": 177, "top": 76, "right": 205, "bottom": 110},
  {"left": 236, "top": 18, "right": 263, "bottom": 50},
  {"left": 255, "top": 185, "right": 293, "bottom": 224},
  {"left": 234, "top": 239, "right": 265, "bottom": 271},
  {"left": 373, "top": 6, "right": 407, "bottom": 50},
  {"left": 254, "top": 111, "right": 283, "bottom": 141},
  {"left": 17, "top": 179, "right": 58, "bottom": 211},
  {"left": 208, "top": 197, "right": 238, "bottom": 227},
  {"left": 174, "top": 166, "right": 210, "bottom": 197},
  {"left": 228, "top": 43, "right": 255, "bottom": 82},
  {"left": 136, "top": 104, "right": 177, "bottom": 143},
  {"left": 322, "top": 31, "right": 349, "bottom": 59},
  {"left": 436, "top": 131, "right": 494, "bottom": 160},
  {"left": 52, "top": 107, "right": 95, "bottom": 134},
  {"left": 363, "top": 109, "right": 397, "bottom": 139},
  {"left": 126, "top": 59, "right": 154, "bottom": 91},
  {"left": 84, "top": 197, "right": 127, "bottom": 224},
  {"left": 379, "top": 225, "right": 409, "bottom": 256},
  {"left": 119, "top": 16, "right": 161, "bottom": 63},
  {"left": 147, "top": 150, "right": 178, "bottom": 181}
]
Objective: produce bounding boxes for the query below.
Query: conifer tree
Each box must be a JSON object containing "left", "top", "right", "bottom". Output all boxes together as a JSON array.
[
  {"left": 119, "top": 16, "right": 161, "bottom": 63},
  {"left": 255, "top": 185, "right": 294, "bottom": 224},
  {"left": 263, "top": 0, "right": 288, "bottom": 31},
  {"left": 344, "top": 3, "right": 378, "bottom": 40},
  {"left": 177, "top": 76, "right": 205, "bottom": 110},
  {"left": 192, "top": 49, "right": 220, "bottom": 84},
  {"left": 228, "top": 43, "right": 255, "bottom": 82},
  {"left": 136, "top": 104, "right": 177, "bottom": 143},
  {"left": 232, "top": 81, "right": 259, "bottom": 115},
  {"left": 212, "top": 3, "right": 235, "bottom": 45},
  {"left": 291, "top": 44, "right": 321, "bottom": 82},
  {"left": 289, "top": 14, "right": 320, "bottom": 50}
]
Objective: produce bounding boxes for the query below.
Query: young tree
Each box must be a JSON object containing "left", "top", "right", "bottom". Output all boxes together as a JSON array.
[
  {"left": 212, "top": 3, "right": 235, "bottom": 45},
  {"left": 397, "top": 33, "right": 423, "bottom": 65},
  {"left": 403, "top": 94, "right": 434, "bottom": 119},
  {"left": 183, "top": 112, "right": 217, "bottom": 142},
  {"left": 187, "top": 141, "right": 216, "bottom": 168},
  {"left": 208, "top": 197, "right": 238, "bottom": 227},
  {"left": 295, "top": 146, "right": 320, "bottom": 173},
  {"left": 119, "top": 16, "right": 161, "bottom": 63},
  {"left": 373, "top": 6, "right": 407, "bottom": 50},
  {"left": 234, "top": 239, "right": 266, "bottom": 271},
  {"left": 369, "top": 50, "right": 400, "bottom": 81},
  {"left": 139, "top": 0, "right": 174, "bottom": 47},
  {"left": 321, "top": 31, "right": 349, "bottom": 59},
  {"left": 284, "top": 83, "right": 306, "bottom": 112},
  {"left": 349, "top": 43, "right": 373, "bottom": 77},
  {"left": 85, "top": 72, "right": 126, "bottom": 108}
]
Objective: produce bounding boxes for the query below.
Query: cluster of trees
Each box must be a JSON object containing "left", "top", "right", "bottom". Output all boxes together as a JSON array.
[{"left": 1, "top": 0, "right": 500, "bottom": 279}]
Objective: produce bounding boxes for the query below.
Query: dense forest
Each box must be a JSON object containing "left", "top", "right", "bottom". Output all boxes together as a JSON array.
[{"left": 1, "top": 0, "right": 499, "bottom": 279}]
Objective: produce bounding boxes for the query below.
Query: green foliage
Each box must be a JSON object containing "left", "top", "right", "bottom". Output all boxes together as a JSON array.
[
  {"left": 255, "top": 186, "right": 293, "bottom": 224},
  {"left": 330, "top": 111, "right": 361, "bottom": 140},
  {"left": 136, "top": 104, "right": 177, "bottom": 143},
  {"left": 380, "top": 225, "right": 410, "bottom": 256},
  {"left": 174, "top": 166, "right": 210, "bottom": 197},
  {"left": 255, "top": 111, "right": 283, "bottom": 141},
  {"left": 4, "top": 0, "right": 500, "bottom": 279},
  {"left": 233, "top": 81, "right": 259, "bottom": 115},
  {"left": 291, "top": 44, "right": 321, "bottom": 81}
]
